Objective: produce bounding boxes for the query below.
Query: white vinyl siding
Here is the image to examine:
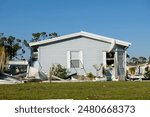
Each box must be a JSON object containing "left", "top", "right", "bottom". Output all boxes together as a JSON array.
[{"left": 39, "top": 36, "right": 111, "bottom": 76}]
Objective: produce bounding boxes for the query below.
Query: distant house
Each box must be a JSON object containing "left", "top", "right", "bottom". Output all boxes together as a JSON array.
[{"left": 29, "top": 31, "right": 131, "bottom": 80}]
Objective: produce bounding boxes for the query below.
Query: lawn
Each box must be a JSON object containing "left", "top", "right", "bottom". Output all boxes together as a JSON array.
[{"left": 0, "top": 82, "right": 150, "bottom": 100}]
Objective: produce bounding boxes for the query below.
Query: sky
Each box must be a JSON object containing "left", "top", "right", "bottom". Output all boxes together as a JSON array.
[{"left": 0, "top": 0, "right": 150, "bottom": 59}]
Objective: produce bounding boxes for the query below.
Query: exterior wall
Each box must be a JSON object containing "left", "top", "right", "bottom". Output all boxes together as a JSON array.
[
  {"left": 102, "top": 45, "right": 126, "bottom": 80},
  {"left": 115, "top": 45, "right": 126, "bottom": 80},
  {"left": 38, "top": 37, "right": 111, "bottom": 76}
]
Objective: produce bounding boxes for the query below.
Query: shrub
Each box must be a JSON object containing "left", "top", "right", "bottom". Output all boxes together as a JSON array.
[
  {"left": 129, "top": 67, "right": 136, "bottom": 74},
  {"left": 50, "top": 64, "right": 67, "bottom": 79},
  {"left": 86, "top": 72, "right": 95, "bottom": 80}
]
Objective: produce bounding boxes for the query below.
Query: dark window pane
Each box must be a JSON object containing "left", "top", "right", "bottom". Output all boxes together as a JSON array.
[
  {"left": 106, "top": 52, "right": 114, "bottom": 58},
  {"left": 107, "top": 60, "right": 114, "bottom": 65},
  {"left": 106, "top": 52, "right": 115, "bottom": 65}
]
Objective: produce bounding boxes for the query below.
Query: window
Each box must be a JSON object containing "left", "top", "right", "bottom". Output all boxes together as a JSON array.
[
  {"left": 71, "top": 60, "right": 80, "bottom": 68},
  {"left": 67, "top": 51, "right": 83, "bottom": 68},
  {"left": 106, "top": 52, "right": 115, "bottom": 65},
  {"left": 70, "top": 51, "right": 80, "bottom": 68}
]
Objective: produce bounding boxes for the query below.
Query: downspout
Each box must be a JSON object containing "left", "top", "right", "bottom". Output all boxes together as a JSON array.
[
  {"left": 108, "top": 40, "right": 116, "bottom": 52},
  {"left": 102, "top": 40, "right": 116, "bottom": 67}
]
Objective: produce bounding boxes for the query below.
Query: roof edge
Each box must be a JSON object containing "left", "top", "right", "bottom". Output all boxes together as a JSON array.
[{"left": 29, "top": 31, "right": 131, "bottom": 47}]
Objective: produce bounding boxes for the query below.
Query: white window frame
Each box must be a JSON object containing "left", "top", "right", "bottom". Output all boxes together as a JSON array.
[
  {"left": 67, "top": 50, "right": 83, "bottom": 69},
  {"left": 103, "top": 51, "right": 115, "bottom": 67}
]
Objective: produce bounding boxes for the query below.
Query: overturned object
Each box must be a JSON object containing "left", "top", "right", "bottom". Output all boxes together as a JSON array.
[{"left": 27, "top": 67, "right": 48, "bottom": 80}]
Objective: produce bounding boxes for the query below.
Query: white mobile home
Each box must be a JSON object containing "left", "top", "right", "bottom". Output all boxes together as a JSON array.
[{"left": 29, "top": 31, "right": 131, "bottom": 80}]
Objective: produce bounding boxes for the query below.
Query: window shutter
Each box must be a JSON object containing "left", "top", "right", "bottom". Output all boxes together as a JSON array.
[
  {"left": 67, "top": 51, "right": 70, "bottom": 69},
  {"left": 79, "top": 51, "right": 83, "bottom": 68},
  {"left": 103, "top": 51, "right": 106, "bottom": 68}
]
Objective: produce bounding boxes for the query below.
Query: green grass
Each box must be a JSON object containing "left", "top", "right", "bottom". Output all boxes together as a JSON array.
[{"left": 0, "top": 82, "right": 150, "bottom": 100}]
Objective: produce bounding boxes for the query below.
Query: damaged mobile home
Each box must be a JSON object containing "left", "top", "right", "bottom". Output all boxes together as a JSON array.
[{"left": 29, "top": 31, "right": 131, "bottom": 81}]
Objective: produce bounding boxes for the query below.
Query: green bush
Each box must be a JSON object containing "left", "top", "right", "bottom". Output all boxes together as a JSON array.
[
  {"left": 86, "top": 72, "right": 95, "bottom": 80},
  {"left": 50, "top": 64, "right": 67, "bottom": 79}
]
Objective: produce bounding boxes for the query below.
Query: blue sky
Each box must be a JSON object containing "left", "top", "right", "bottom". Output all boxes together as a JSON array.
[{"left": 0, "top": 0, "right": 150, "bottom": 59}]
